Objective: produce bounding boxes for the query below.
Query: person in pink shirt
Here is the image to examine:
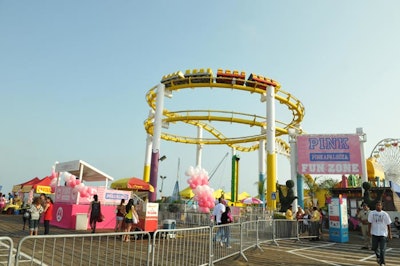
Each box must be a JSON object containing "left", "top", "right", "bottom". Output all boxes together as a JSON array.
[{"left": 0, "top": 194, "right": 6, "bottom": 213}]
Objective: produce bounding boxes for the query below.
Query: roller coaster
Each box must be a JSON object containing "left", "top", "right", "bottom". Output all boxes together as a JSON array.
[{"left": 144, "top": 68, "right": 305, "bottom": 154}]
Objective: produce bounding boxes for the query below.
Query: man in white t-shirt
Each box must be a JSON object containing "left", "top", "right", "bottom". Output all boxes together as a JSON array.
[
  {"left": 212, "top": 198, "right": 226, "bottom": 244},
  {"left": 368, "top": 201, "right": 392, "bottom": 266}
]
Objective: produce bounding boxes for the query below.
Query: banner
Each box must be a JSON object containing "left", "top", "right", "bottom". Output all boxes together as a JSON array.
[{"left": 297, "top": 134, "right": 362, "bottom": 175}]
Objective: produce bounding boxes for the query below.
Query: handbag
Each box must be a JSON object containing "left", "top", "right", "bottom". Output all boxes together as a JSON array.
[
  {"left": 24, "top": 211, "right": 31, "bottom": 219},
  {"left": 98, "top": 214, "right": 105, "bottom": 222}
]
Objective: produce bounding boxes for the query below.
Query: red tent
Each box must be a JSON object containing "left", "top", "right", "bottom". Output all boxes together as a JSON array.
[
  {"left": 32, "top": 176, "right": 53, "bottom": 194},
  {"left": 20, "top": 176, "right": 53, "bottom": 194},
  {"left": 12, "top": 177, "right": 40, "bottom": 193}
]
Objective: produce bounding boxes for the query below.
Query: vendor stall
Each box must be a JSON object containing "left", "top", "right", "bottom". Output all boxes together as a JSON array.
[{"left": 53, "top": 160, "right": 130, "bottom": 230}]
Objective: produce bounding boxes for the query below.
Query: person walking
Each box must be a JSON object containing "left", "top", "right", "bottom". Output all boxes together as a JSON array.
[
  {"left": 88, "top": 194, "right": 101, "bottom": 233},
  {"left": 357, "top": 202, "right": 370, "bottom": 250},
  {"left": 212, "top": 198, "right": 226, "bottom": 244},
  {"left": 115, "top": 199, "right": 126, "bottom": 233},
  {"left": 28, "top": 197, "right": 44, "bottom": 235},
  {"left": 368, "top": 201, "right": 392, "bottom": 266},
  {"left": 123, "top": 199, "right": 139, "bottom": 242},
  {"left": 43, "top": 197, "right": 54, "bottom": 235}
]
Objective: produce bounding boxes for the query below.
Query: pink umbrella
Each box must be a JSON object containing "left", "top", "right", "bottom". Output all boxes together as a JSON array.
[{"left": 241, "top": 197, "right": 263, "bottom": 205}]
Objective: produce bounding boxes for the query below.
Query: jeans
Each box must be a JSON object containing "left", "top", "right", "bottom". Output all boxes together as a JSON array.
[
  {"left": 371, "top": 235, "right": 387, "bottom": 264},
  {"left": 213, "top": 223, "right": 223, "bottom": 242},
  {"left": 222, "top": 225, "right": 230, "bottom": 246},
  {"left": 44, "top": 220, "right": 50, "bottom": 235}
]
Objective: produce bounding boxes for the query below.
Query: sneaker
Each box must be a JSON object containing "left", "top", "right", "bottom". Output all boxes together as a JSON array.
[
  {"left": 226, "top": 245, "right": 232, "bottom": 249},
  {"left": 219, "top": 241, "right": 223, "bottom": 247}
]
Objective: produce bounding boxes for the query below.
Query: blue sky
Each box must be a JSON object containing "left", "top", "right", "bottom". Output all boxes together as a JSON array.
[{"left": 1, "top": 1, "right": 400, "bottom": 198}]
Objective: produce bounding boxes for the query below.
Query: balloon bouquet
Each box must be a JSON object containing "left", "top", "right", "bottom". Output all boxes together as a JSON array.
[
  {"left": 185, "top": 166, "right": 215, "bottom": 213},
  {"left": 48, "top": 162, "right": 97, "bottom": 200}
]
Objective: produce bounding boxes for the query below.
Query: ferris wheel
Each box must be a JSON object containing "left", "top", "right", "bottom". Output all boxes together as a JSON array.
[{"left": 370, "top": 138, "right": 400, "bottom": 185}]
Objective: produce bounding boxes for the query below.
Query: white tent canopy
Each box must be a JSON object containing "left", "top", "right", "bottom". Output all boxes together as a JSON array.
[{"left": 55, "top": 160, "right": 114, "bottom": 187}]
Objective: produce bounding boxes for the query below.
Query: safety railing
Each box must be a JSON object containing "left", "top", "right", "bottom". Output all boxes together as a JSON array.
[
  {"left": 0, "top": 236, "right": 14, "bottom": 266},
  {"left": 8, "top": 219, "right": 317, "bottom": 266},
  {"left": 15, "top": 231, "right": 151, "bottom": 266}
]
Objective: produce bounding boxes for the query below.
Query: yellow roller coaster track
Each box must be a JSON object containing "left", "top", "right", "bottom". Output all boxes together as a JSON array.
[{"left": 144, "top": 69, "right": 305, "bottom": 153}]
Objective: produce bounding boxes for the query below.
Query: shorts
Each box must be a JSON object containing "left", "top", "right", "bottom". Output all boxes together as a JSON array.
[
  {"left": 125, "top": 218, "right": 133, "bottom": 224},
  {"left": 29, "top": 219, "right": 40, "bottom": 230},
  {"left": 116, "top": 216, "right": 124, "bottom": 221}
]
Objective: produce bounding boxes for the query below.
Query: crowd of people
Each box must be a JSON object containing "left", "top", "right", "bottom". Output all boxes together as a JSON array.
[
  {"left": 20, "top": 193, "right": 54, "bottom": 235},
  {"left": 286, "top": 205, "right": 324, "bottom": 241},
  {"left": 86, "top": 195, "right": 141, "bottom": 240}
]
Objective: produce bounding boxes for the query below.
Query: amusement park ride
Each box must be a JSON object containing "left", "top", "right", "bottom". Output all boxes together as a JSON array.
[
  {"left": 143, "top": 67, "right": 303, "bottom": 208},
  {"left": 142, "top": 67, "right": 400, "bottom": 212}
]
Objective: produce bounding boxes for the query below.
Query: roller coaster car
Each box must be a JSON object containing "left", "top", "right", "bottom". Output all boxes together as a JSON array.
[
  {"left": 184, "top": 68, "right": 213, "bottom": 83},
  {"left": 246, "top": 73, "right": 277, "bottom": 89},
  {"left": 216, "top": 69, "right": 246, "bottom": 85},
  {"left": 160, "top": 71, "right": 186, "bottom": 88}
]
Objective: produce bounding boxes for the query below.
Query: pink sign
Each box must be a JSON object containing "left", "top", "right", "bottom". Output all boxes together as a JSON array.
[
  {"left": 297, "top": 134, "right": 362, "bottom": 174},
  {"left": 54, "top": 186, "right": 130, "bottom": 205}
]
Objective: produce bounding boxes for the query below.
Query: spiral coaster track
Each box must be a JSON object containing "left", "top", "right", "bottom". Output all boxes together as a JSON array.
[
  {"left": 370, "top": 138, "right": 400, "bottom": 184},
  {"left": 144, "top": 68, "right": 305, "bottom": 155}
]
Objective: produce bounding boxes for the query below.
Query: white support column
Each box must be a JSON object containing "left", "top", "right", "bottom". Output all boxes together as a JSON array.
[
  {"left": 196, "top": 126, "right": 203, "bottom": 168},
  {"left": 357, "top": 128, "right": 368, "bottom": 192}
]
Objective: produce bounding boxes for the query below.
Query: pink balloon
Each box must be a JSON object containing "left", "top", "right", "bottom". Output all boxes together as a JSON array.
[{"left": 199, "top": 207, "right": 210, "bottom": 213}]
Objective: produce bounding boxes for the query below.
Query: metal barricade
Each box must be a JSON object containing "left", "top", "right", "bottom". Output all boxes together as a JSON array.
[
  {"left": 152, "top": 226, "right": 211, "bottom": 266},
  {"left": 7, "top": 218, "right": 319, "bottom": 265},
  {"left": 15, "top": 231, "right": 151, "bottom": 266},
  {"left": 211, "top": 223, "right": 241, "bottom": 264},
  {"left": 256, "top": 219, "right": 274, "bottom": 245},
  {"left": 0, "top": 236, "right": 14, "bottom": 266},
  {"left": 273, "top": 219, "right": 299, "bottom": 243}
]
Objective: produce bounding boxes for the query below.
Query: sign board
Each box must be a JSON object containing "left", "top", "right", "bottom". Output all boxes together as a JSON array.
[
  {"left": 55, "top": 160, "right": 80, "bottom": 172},
  {"left": 271, "top": 192, "right": 276, "bottom": 200},
  {"left": 297, "top": 134, "right": 362, "bottom": 175}
]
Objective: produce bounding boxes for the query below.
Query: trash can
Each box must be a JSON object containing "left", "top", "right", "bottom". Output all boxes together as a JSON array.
[
  {"left": 163, "top": 219, "right": 176, "bottom": 229},
  {"left": 75, "top": 213, "right": 88, "bottom": 230},
  {"left": 162, "top": 219, "right": 176, "bottom": 238}
]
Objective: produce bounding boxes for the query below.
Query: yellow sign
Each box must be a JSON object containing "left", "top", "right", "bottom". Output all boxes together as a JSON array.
[{"left": 36, "top": 186, "right": 52, "bottom": 194}]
